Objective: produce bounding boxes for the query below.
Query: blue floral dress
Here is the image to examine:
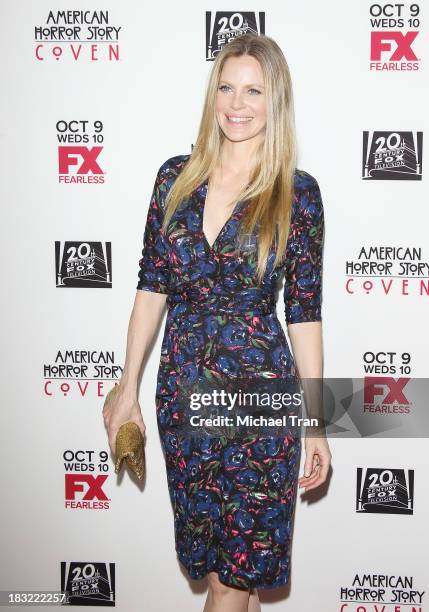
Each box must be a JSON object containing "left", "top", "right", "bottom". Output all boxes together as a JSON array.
[{"left": 136, "top": 154, "right": 324, "bottom": 590}]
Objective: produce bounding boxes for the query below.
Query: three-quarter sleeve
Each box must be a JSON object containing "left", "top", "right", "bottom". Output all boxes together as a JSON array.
[
  {"left": 284, "top": 174, "right": 325, "bottom": 325},
  {"left": 136, "top": 164, "right": 171, "bottom": 294}
]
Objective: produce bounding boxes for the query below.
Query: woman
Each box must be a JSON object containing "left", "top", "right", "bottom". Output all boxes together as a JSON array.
[{"left": 103, "top": 33, "right": 331, "bottom": 612}]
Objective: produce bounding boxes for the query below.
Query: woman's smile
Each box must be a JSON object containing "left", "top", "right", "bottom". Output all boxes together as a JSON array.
[{"left": 225, "top": 114, "right": 254, "bottom": 125}]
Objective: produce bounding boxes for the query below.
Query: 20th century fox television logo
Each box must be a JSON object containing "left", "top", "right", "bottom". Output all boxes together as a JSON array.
[{"left": 362, "top": 131, "right": 423, "bottom": 180}]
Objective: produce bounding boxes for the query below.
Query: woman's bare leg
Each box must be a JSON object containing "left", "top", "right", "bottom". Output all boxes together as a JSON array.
[
  {"left": 203, "top": 572, "right": 250, "bottom": 612},
  {"left": 248, "top": 588, "right": 261, "bottom": 611}
]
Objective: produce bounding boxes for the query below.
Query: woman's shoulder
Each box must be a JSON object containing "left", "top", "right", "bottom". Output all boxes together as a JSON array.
[
  {"left": 292, "top": 168, "right": 324, "bottom": 219},
  {"left": 157, "top": 153, "right": 191, "bottom": 180},
  {"left": 293, "top": 167, "right": 320, "bottom": 192}
]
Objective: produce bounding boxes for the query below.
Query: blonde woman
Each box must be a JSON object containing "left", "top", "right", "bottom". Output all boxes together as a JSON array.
[{"left": 103, "top": 33, "right": 331, "bottom": 612}]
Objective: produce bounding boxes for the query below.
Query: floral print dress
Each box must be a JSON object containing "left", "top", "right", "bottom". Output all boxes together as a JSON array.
[{"left": 136, "top": 154, "right": 324, "bottom": 590}]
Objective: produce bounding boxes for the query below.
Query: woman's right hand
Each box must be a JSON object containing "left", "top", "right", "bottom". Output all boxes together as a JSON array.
[{"left": 102, "top": 383, "right": 146, "bottom": 457}]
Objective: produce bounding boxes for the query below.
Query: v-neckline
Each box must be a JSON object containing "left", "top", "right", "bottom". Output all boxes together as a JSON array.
[{"left": 199, "top": 178, "right": 242, "bottom": 253}]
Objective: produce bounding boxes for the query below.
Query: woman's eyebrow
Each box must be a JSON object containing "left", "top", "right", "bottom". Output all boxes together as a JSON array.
[{"left": 219, "top": 80, "right": 265, "bottom": 88}]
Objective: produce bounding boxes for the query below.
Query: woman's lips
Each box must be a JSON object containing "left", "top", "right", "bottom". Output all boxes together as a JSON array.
[{"left": 225, "top": 115, "right": 254, "bottom": 126}]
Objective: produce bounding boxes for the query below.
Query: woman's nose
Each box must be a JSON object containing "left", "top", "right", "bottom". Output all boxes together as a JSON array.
[{"left": 228, "top": 90, "right": 246, "bottom": 109}]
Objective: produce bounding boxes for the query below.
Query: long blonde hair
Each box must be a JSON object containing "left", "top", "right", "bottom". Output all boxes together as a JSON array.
[{"left": 162, "top": 33, "right": 297, "bottom": 284}]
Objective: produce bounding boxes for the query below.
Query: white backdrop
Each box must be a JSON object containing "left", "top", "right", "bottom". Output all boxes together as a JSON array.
[{"left": 1, "top": 1, "right": 428, "bottom": 610}]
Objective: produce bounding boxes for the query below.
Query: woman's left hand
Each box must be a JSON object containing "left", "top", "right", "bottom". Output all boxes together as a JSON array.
[{"left": 298, "top": 434, "right": 331, "bottom": 492}]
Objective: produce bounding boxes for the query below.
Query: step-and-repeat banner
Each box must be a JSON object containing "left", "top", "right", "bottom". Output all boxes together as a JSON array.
[{"left": 1, "top": 1, "right": 428, "bottom": 610}]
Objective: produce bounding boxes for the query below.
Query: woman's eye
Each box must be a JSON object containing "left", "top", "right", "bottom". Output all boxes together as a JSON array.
[{"left": 218, "top": 85, "right": 261, "bottom": 94}]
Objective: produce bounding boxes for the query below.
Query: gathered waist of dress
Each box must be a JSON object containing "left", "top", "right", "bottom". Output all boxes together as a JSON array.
[{"left": 166, "top": 290, "right": 276, "bottom": 317}]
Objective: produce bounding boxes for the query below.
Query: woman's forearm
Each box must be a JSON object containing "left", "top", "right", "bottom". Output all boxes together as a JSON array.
[
  {"left": 287, "top": 321, "right": 324, "bottom": 433},
  {"left": 287, "top": 321, "right": 323, "bottom": 379},
  {"left": 119, "top": 290, "right": 168, "bottom": 395}
]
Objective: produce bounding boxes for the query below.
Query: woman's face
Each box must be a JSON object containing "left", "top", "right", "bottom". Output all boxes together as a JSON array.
[{"left": 215, "top": 54, "right": 267, "bottom": 144}]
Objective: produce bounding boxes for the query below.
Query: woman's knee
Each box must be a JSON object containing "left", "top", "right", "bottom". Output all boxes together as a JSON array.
[{"left": 207, "top": 572, "right": 249, "bottom": 600}]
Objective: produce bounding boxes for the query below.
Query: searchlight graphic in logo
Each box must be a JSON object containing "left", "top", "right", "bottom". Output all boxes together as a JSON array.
[
  {"left": 60, "top": 562, "right": 115, "bottom": 605},
  {"left": 356, "top": 467, "right": 414, "bottom": 514},
  {"left": 206, "top": 12, "right": 265, "bottom": 60},
  {"left": 362, "top": 131, "right": 423, "bottom": 180},
  {"left": 55, "top": 240, "right": 112, "bottom": 289},
  {"left": 55, "top": 241, "right": 112, "bottom": 288}
]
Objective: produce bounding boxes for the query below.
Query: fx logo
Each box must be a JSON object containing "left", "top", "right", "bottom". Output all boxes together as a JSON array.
[
  {"left": 58, "top": 146, "right": 103, "bottom": 174},
  {"left": 364, "top": 377, "right": 410, "bottom": 405},
  {"left": 65, "top": 474, "right": 109, "bottom": 500},
  {"left": 370, "top": 31, "right": 418, "bottom": 61}
]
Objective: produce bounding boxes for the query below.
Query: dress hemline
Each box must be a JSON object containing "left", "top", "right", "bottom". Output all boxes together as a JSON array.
[{"left": 176, "top": 553, "right": 292, "bottom": 591}]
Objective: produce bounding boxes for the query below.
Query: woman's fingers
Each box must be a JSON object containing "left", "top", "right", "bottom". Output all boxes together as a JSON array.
[
  {"left": 303, "top": 466, "right": 327, "bottom": 491},
  {"left": 102, "top": 386, "right": 146, "bottom": 458},
  {"left": 303, "top": 462, "right": 329, "bottom": 491},
  {"left": 302, "top": 449, "right": 315, "bottom": 478},
  {"left": 299, "top": 444, "right": 331, "bottom": 490},
  {"left": 108, "top": 428, "right": 118, "bottom": 457},
  {"left": 298, "top": 460, "right": 320, "bottom": 487}
]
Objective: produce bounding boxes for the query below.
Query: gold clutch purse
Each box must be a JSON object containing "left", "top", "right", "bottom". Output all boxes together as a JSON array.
[{"left": 103, "top": 386, "right": 146, "bottom": 481}]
